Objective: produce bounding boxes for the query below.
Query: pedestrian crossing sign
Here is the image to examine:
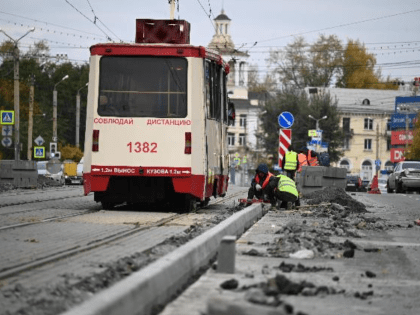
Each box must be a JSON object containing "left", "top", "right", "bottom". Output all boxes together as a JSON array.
[
  {"left": 1, "top": 110, "right": 15, "bottom": 125},
  {"left": 34, "top": 146, "right": 45, "bottom": 158}
]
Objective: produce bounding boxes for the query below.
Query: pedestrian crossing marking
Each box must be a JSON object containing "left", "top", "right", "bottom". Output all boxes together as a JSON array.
[
  {"left": 1, "top": 110, "right": 15, "bottom": 125},
  {"left": 34, "top": 146, "right": 45, "bottom": 158}
]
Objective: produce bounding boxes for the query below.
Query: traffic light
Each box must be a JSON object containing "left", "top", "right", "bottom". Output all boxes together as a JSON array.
[{"left": 50, "top": 142, "right": 57, "bottom": 158}]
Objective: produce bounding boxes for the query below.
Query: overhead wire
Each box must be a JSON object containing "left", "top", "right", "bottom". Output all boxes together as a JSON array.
[{"left": 63, "top": 0, "right": 113, "bottom": 41}]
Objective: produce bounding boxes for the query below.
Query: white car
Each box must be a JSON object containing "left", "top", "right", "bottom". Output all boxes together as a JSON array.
[{"left": 387, "top": 161, "right": 420, "bottom": 193}]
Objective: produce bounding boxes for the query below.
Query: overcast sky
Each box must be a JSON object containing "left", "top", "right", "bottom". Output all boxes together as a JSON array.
[{"left": 1, "top": 0, "right": 419, "bottom": 83}]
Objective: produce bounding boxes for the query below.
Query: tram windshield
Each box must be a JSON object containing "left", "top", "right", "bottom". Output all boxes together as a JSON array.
[{"left": 98, "top": 56, "right": 187, "bottom": 118}]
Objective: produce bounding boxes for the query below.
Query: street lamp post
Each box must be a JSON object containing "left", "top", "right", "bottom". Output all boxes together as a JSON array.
[
  {"left": 308, "top": 115, "right": 327, "bottom": 151},
  {"left": 53, "top": 75, "right": 69, "bottom": 144},
  {"left": 76, "top": 83, "right": 88, "bottom": 148},
  {"left": 0, "top": 27, "right": 35, "bottom": 161}
]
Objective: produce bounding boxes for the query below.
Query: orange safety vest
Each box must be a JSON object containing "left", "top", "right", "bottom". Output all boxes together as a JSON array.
[
  {"left": 308, "top": 150, "right": 319, "bottom": 166},
  {"left": 297, "top": 153, "right": 308, "bottom": 172},
  {"left": 255, "top": 172, "right": 274, "bottom": 189}
]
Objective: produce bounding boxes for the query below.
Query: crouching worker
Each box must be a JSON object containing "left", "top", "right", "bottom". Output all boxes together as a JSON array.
[
  {"left": 247, "top": 163, "right": 274, "bottom": 203},
  {"left": 267, "top": 174, "right": 300, "bottom": 210}
]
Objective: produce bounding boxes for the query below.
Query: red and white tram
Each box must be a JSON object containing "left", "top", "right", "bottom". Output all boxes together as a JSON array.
[{"left": 83, "top": 19, "right": 233, "bottom": 211}]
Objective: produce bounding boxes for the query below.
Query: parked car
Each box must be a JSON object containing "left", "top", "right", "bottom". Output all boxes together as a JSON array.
[
  {"left": 346, "top": 175, "right": 362, "bottom": 192},
  {"left": 63, "top": 159, "right": 83, "bottom": 185},
  {"left": 387, "top": 161, "right": 420, "bottom": 193}
]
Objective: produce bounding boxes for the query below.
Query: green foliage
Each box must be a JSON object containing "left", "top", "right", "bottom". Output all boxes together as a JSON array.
[
  {"left": 258, "top": 88, "right": 343, "bottom": 163},
  {"left": 405, "top": 112, "right": 420, "bottom": 160},
  {"left": 0, "top": 40, "right": 89, "bottom": 160}
]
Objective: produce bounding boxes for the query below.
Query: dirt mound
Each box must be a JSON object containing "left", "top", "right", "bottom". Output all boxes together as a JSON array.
[{"left": 303, "top": 187, "right": 366, "bottom": 213}]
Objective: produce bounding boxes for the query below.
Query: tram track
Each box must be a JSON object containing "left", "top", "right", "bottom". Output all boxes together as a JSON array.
[{"left": 0, "top": 189, "right": 246, "bottom": 282}]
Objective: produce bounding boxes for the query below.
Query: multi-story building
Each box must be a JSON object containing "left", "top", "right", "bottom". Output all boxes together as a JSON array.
[
  {"left": 208, "top": 10, "right": 266, "bottom": 167},
  {"left": 309, "top": 87, "right": 414, "bottom": 181}
]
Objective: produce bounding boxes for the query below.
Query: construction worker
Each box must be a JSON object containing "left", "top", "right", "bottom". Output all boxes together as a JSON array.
[
  {"left": 297, "top": 146, "right": 309, "bottom": 172},
  {"left": 267, "top": 174, "right": 299, "bottom": 210},
  {"left": 307, "top": 149, "right": 319, "bottom": 166},
  {"left": 247, "top": 163, "right": 274, "bottom": 203},
  {"left": 282, "top": 145, "right": 299, "bottom": 180}
]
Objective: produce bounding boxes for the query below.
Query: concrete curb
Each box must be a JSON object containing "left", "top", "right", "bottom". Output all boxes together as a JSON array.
[{"left": 62, "top": 203, "right": 265, "bottom": 315}]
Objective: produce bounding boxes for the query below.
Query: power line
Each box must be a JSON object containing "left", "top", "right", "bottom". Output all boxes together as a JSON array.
[
  {"left": 0, "top": 10, "right": 105, "bottom": 38},
  {"left": 84, "top": 0, "right": 122, "bottom": 42},
  {"left": 240, "top": 8, "right": 420, "bottom": 48},
  {"left": 63, "top": 0, "right": 113, "bottom": 41}
]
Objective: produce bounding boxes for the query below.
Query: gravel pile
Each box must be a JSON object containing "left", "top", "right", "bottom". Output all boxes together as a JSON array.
[{"left": 303, "top": 187, "right": 367, "bottom": 213}]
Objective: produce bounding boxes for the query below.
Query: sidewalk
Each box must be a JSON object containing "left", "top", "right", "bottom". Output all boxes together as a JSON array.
[{"left": 160, "top": 192, "right": 420, "bottom": 315}]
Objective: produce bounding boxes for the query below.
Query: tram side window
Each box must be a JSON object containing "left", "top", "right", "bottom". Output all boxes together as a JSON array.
[
  {"left": 222, "top": 73, "right": 228, "bottom": 124},
  {"left": 205, "top": 60, "right": 223, "bottom": 121},
  {"left": 98, "top": 56, "right": 187, "bottom": 118}
]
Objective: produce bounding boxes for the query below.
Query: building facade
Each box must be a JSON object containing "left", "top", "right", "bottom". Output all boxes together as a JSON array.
[
  {"left": 312, "top": 87, "right": 414, "bottom": 180},
  {"left": 208, "top": 10, "right": 266, "bottom": 168}
]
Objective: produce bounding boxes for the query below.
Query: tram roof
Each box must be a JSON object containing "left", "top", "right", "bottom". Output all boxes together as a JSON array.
[{"left": 90, "top": 43, "right": 229, "bottom": 72}]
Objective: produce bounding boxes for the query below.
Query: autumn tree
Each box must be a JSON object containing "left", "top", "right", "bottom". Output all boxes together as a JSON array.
[
  {"left": 268, "top": 35, "right": 343, "bottom": 89},
  {"left": 336, "top": 39, "right": 397, "bottom": 90},
  {"left": 405, "top": 112, "right": 420, "bottom": 160}
]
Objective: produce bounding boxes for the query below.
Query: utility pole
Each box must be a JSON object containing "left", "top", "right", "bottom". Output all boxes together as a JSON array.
[
  {"left": 53, "top": 75, "right": 69, "bottom": 145},
  {"left": 0, "top": 28, "right": 35, "bottom": 161},
  {"left": 27, "top": 75, "right": 34, "bottom": 160},
  {"left": 375, "top": 123, "right": 379, "bottom": 178}
]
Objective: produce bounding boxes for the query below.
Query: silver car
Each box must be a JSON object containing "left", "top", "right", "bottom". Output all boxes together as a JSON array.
[{"left": 387, "top": 161, "right": 420, "bottom": 193}]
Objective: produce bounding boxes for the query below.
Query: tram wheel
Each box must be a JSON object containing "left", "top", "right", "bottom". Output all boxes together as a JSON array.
[{"left": 199, "top": 197, "right": 210, "bottom": 208}]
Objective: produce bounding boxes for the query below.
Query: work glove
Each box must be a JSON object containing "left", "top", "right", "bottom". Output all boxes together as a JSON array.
[{"left": 255, "top": 184, "right": 262, "bottom": 191}]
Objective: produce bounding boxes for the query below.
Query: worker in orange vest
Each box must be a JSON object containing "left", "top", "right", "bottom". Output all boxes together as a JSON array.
[
  {"left": 297, "top": 147, "right": 309, "bottom": 172},
  {"left": 307, "top": 149, "right": 319, "bottom": 166},
  {"left": 247, "top": 163, "right": 274, "bottom": 203}
]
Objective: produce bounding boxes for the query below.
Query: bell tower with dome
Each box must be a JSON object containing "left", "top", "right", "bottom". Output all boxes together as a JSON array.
[{"left": 208, "top": 9, "right": 249, "bottom": 99}]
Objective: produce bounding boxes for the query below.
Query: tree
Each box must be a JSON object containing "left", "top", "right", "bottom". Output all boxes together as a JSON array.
[
  {"left": 405, "top": 112, "right": 420, "bottom": 160},
  {"left": 0, "top": 39, "right": 89, "bottom": 160},
  {"left": 60, "top": 144, "right": 83, "bottom": 161},
  {"left": 336, "top": 39, "right": 397, "bottom": 90},
  {"left": 268, "top": 35, "right": 343, "bottom": 89},
  {"left": 258, "top": 88, "right": 343, "bottom": 164}
]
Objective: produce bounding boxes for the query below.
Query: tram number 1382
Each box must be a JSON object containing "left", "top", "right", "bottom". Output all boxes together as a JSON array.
[{"left": 127, "top": 142, "right": 158, "bottom": 153}]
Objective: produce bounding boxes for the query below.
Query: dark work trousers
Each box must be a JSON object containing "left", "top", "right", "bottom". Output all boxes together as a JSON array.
[
  {"left": 247, "top": 185, "right": 264, "bottom": 200},
  {"left": 274, "top": 190, "right": 298, "bottom": 208},
  {"left": 284, "top": 170, "right": 296, "bottom": 180}
]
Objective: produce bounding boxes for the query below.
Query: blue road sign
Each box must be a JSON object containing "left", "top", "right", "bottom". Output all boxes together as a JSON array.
[
  {"left": 34, "top": 146, "right": 45, "bottom": 158},
  {"left": 278, "top": 111, "right": 294, "bottom": 128},
  {"left": 390, "top": 113, "right": 418, "bottom": 129},
  {"left": 375, "top": 159, "right": 381, "bottom": 167},
  {"left": 2, "top": 125, "right": 12, "bottom": 136},
  {"left": 1, "top": 110, "right": 14, "bottom": 125},
  {"left": 1, "top": 136, "right": 12, "bottom": 147}
]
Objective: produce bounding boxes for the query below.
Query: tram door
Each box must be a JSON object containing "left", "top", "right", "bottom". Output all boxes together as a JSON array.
[{"left": 204, "top": 60, "right": 224, "bottom": 194}]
